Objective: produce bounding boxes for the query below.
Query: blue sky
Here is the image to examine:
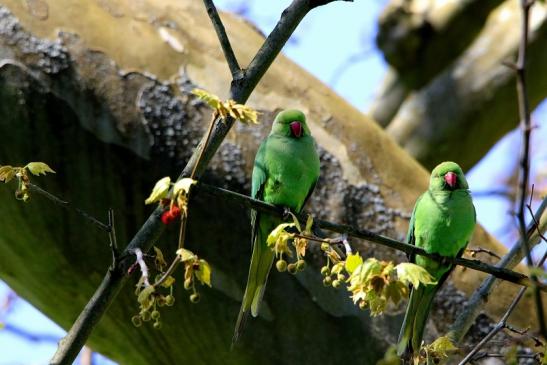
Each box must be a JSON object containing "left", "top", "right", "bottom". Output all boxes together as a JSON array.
[{"left": 1, "top": 0, "right": 545, "bottom": 363}]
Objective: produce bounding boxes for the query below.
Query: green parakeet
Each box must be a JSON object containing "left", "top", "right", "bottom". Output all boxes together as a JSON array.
[
  {"left": 232, "top": 109, "right": 320, "bottom": 344},
  {"left": 397, "top": 161, "right": 476, "bottom": 359}
]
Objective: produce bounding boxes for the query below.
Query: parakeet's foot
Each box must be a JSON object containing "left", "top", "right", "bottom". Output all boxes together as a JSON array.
[
  {"left": 282, "top": 206, "right": 293, "bottom": 220},
  {"left": 439, "top": 256, "right": 452, "bottom": 267}
]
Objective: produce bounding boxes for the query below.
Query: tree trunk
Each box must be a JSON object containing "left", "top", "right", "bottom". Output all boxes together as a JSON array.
[{"left": 371, "top": 0, "right": 547, "bottom": 171}]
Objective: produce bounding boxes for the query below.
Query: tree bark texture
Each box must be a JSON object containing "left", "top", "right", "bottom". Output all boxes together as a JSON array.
[
  {"left": 371, "top": 0, "right": 547, "bottom": 171},
  {"left": 0, "top": 1, "right": 543, "bottom": 363}
]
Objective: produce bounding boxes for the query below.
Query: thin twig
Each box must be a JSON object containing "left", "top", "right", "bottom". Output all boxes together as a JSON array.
[
  {"left": 505, "top": 324, "right": 544, "bottom": 347},
  {"left": 514, "top": 0, "right": 545, "bottom": 337},
  {"left": 107, "top": 209, "right": 118, "bottom": 266},
  {"left": 447, "top": 197, "right": 547, "bottom": 343},
  {"left": 465, "top": 247, "right": 501, "bottom": 260},
  {"left": 202, "top": 0, "right": 241, "bottom": 77},
  {"left": 152, "top": 256, "right": 182, "bottom": 289},
  {"left": 458, "top": 288, "right": 526, "bottom": 365},
  {"left": 193, "top": 182, "right": 546, "bottom": 290},
  {"left": 471, "top": 352, "right": 538, "bottom": 361},
  {"left": 294, "top": 233, "right": 330, "bottom": 245},
  {"left": 527, "top": 202, "right": 547, "bottom": 243},
  {"left": 50, "top": 1, "right": 343, "bottom": 363},
  {"left": 190, "top": 112, "right": 217, "bottom": 180},
  {"left": 458, "top": 248, "right": 547, "bottom": 365},
  {"left": 151, "top": 214, "right": 188, "bottom": 288},
  {"left": 27, "top": 183, "right": 109, "bottom": 232}
]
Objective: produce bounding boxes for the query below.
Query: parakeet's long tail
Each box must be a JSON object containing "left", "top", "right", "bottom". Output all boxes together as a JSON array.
[
  {"left": 232, "top": 215, "right": 276, "bottom": 346},
  {"left": 397, "top": 284, "right": 438, "bottom": 360}
]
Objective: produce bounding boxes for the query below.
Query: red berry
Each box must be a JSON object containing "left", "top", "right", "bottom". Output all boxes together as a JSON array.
[
  {"left": 161, "top": 211, "right": 174, "bottom": 225},
  {"left": 169, "top": 205, "right": 181, "bottom": 219}
]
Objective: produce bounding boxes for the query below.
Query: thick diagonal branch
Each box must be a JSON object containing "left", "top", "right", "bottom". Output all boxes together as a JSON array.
[{"left": 49, "top": 1, "right": 345, "bottom": 364}]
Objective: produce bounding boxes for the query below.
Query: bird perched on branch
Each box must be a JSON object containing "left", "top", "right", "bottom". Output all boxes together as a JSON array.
[
  {"left": 397, "top": 161, "right": 476, "bottom": 361},
  {"left": 232, "top": 109, "right": 320, "bottom": 345}
]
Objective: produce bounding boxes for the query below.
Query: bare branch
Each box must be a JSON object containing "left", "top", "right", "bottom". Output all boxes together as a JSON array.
[
  {"left": 471, "top": 352, "right": 539, "bottom": 362},
  {"left": 458, "top": 248, "right": 547, "bottom": 365},
  {"left": 457, "top": 288, "right": 526, "bottom": 365},
  {"left": 446, "top": 197, "right": 547, "bottom": 344},
  {"left": 202, "top": 0, "right": 241, "bottom": 77},
  {"left": 107, "top": 209, "right": 118, "bottom": 266},
  {"left": 27, "top": 183, "right": 109, "bottom": 232},
  {"left": 465, "top": 247, "right": 502, "bottom": 260},
  {"left": 513, "top": 0, "right": 546, "bottom": 337}
]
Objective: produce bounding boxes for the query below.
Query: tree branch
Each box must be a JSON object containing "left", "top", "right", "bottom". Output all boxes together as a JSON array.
[
  {"left": 107, "top": 209, "right": 118, "bottom": 266},
  {"left": 513, "top": 0, "right": 545, "bottom": 338},
  {"left": 27, "top": 183, "right": 109, "bottom": 232},
  {"left": 193, "top": 183, "right": 546, "bottom": 291},
  {"left": 447, "top": 197, "right": 547, "bottom": 344},
  {"left": 49, "top": 1, "right": 344, "bottom": 363},
  {"left": 458, "top": 247, "right": 547, "bottom": 365},
  {"left": 202, "top": 0, "right": 241, "bottom": 77}
]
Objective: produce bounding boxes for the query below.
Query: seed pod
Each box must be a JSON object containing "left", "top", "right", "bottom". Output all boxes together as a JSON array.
[
  {"left": 165, "top": 295, "right": 175, "bottom": 306},
  {"left": 276, "top": 259, "right": 288, "bottom": 272},
  {"left": 287, "top": 263, "right": 297, "bottom": 274},
  {"left": 141, "top": 311, "right": 151, "bottom": 322},
  {"left": 131, "top": 315, "right": 142, "bottom": 327},
  {"left": 190, "top": 293, "right": 201, "bottom": 303}
]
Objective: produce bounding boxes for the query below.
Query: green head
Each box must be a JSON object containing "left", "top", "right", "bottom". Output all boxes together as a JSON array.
[
  {"left": 271, "top": 109, "right": 312, "bottom": 139},
  {"left": 429, "top": 161, "right": 469, "bottom": 191}
]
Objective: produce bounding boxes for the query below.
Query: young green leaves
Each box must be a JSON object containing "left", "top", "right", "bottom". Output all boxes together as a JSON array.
[
  {"left": 267, "top": 214, "right": 313, "bottom": 274},
  {"left": 144, "top": 177, "right": 196, "bottom": 225},
  {"left": 415, "top": 336, "right": 457, "bottom": 365},
  {"left": 177, "top": 247, "right": 212, "bottom": 303},
  {"left": 0, "top": 162, "right": 55, "bottom": 202},
  {"left": 192, "top": 89, "right": 258, "bottom": 125},
  {"left": 134, "top": 176, "right": 212, "bottom": 329},
  {"left": 267, "top": 216, "right": 437, "bottom": 316},
  {"left": 345, "top": 255, "right": 436, "bottom": 316}
]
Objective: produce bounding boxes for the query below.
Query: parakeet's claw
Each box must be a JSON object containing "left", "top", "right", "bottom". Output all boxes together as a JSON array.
[
  {"left": 439, "top": 256, "right": 452, "bottom": 267},
  {"left": 282, "top": 207, "right": 292, "bottom": 220}
]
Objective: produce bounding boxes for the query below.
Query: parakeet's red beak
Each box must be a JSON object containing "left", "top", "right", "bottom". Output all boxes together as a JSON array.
[
  {"left": 290, "top": 121, "right": 303, "bottom": 138},
  {"left": 444, "top": 171, "right": 457, "bottom": 188}
]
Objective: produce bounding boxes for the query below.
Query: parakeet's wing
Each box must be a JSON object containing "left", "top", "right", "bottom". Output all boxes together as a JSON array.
[
  {"left": 406, "top": 194, "right": 423, "bottom": 263},
  {"left": 299, "top": 180, "right": 317, "bottom": 212},
  {"left": 233, "top": 142, "right": 269, "bottom": 345},
  {"left": 250, "top": 152, "right": 267, "bottom": 246}
]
